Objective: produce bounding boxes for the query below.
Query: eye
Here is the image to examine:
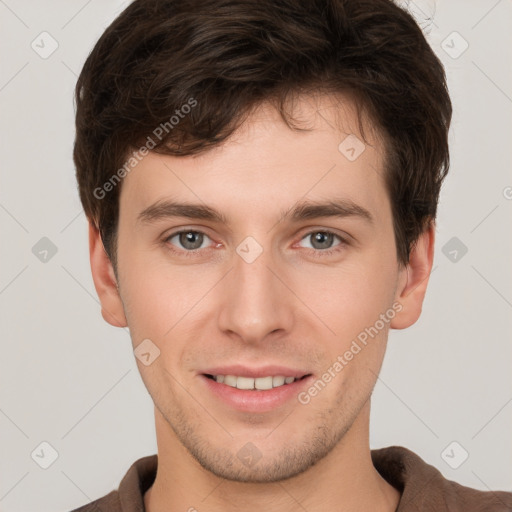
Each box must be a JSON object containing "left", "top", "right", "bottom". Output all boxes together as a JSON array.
[
  {"left": 165, "top": 230, "right": 212, "bottom": 252},
  {"left": 162, "top": 228, "right": 349, "bottom": 259},
  {"left": 297, "top": 230, "right": 347, "bottom": 256}
]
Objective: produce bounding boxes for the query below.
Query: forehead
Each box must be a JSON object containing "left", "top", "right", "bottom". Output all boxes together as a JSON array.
[{"left": 119, "top": 93, "right": 389, "bottom": 224}]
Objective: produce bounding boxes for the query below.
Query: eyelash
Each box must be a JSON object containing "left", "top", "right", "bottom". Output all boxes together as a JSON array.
[{"left": 163, "top": 229, "right": 349, "bottom": 259}]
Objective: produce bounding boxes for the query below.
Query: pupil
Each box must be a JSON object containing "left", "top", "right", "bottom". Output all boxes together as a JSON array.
[
  {"left": 181, "top": 231, "right": 202, "bottom": 249},
  {"left": 313, "top": 232, "right": 332, "bottom": 249}
]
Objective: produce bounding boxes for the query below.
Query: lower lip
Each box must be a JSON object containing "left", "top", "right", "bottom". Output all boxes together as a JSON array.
[{"left": 200, "top": 375, "right": 313, "bottom": 413}]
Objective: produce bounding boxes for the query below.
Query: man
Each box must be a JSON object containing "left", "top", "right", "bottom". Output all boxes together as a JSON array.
[{"left": 71, "top": 0, "right": 512, "bottom": 510}]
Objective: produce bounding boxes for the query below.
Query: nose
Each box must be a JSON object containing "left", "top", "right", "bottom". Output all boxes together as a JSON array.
[{"left": 217, "top": 241, "right": 294, "bottom": 344}]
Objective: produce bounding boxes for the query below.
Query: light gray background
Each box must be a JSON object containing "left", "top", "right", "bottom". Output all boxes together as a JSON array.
[{"left": 1, "top": 1, "right": 511, "bottom": 511}]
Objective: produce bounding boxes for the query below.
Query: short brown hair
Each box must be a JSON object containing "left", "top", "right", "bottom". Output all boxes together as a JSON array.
[{"left": 73, "top": 0, "right": 452, "bottom": 271}]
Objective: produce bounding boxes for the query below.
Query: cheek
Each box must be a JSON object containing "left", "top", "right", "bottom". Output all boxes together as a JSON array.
[
  {"left": 118, "top": 248, "right": 215, "bottom": 345},
  {"left": 294, "top": 256, "right": 397, "bottom": 343},
  {"left": 117, "top": 220, "right": 398, "bottom": 354}
]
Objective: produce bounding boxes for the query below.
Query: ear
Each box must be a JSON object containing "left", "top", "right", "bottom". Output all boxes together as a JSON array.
[
  {"left": 390, "top": 222, "right": 435, "bottom": 329},
  {"left": 89, "top": 221, "right": 127, "bottom": 328}
]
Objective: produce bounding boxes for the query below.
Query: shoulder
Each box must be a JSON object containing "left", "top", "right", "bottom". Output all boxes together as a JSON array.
[
  {"left": 371, "top": 445, "right": 512, "bottom": 511},
  {"left": 67, "top": 454, "right": 157, "bottom": 512},
  {"left": 69, "top": 490, "right": 120, "bottom": 512}
]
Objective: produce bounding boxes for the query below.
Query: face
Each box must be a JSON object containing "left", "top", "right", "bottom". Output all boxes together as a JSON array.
[{"left": 94, "top": 94, "right": 427, "bottom": 483}]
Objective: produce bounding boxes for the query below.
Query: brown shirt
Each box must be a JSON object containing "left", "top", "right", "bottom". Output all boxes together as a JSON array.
[{"left": 70, "top": 445, "right": 512, "bottom": 511}]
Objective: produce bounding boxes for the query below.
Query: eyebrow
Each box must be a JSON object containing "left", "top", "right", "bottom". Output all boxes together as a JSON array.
[{"left": 137, "top": 197, "right": 374, "bottom": 226}]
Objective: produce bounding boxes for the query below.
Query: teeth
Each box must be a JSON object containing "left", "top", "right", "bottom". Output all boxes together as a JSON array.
[
  {"left": 272, "top": 376, "right": 285, "bottom": 387},
  {"left": 237, "top": 376, "right": 255, "bottom": 390},
  {"left": 213, "top": 374, "right": 299, "bottom": 390},
  {"left": 255, "top": 376, "right": 273, "bottom": 390},
  {"left": 223, "top": 375, "right": 237, "bottom": 386}
]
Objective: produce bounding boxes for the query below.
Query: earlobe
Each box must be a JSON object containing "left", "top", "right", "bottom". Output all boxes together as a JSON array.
[
  {"left": 88, "top": 221, "right": 128, "bottom": 328},
  {"left": 390, "top": 223, "right": 435, "bottom": 330}
]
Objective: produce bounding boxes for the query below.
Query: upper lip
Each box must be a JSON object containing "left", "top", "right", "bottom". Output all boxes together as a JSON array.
[{"left": 201, "top": 365, "right": 311, "bottom": 379}]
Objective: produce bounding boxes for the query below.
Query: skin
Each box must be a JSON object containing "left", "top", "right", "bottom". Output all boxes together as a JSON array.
[{"left": 90, "top": 93, "right": 434, "bottom": 512}]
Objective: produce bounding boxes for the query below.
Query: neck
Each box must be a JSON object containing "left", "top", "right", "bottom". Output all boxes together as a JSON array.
[{"left": 144, "top": 402, "right": 400, "bottom": 512}]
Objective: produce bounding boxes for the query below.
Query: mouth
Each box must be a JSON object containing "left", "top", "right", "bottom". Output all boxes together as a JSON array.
[
  {"left": 202, "top": 373, "right": 312, "bottom": 391},
  {"left": 199, "top": 370, "right": 314, "bottom": 413}
]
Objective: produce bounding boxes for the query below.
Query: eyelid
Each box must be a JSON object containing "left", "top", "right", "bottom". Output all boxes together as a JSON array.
[
  {"left": 296, "top": 226, "right": 353, "bottom": 244},
  {"left": 162, "top": 227, "right": 351, "bottom": 256},
  {"left": 294, "top": 228, "right": 350, "bottom": 256},
  {"left": 163, "top": 228, "right": 217, "bottom": 251}
]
